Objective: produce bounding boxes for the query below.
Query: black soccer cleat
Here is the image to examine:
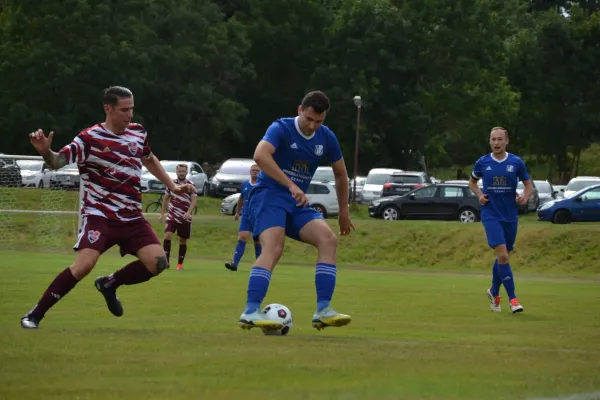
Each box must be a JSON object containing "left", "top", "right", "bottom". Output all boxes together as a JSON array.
[
  {"left": 21, "top": 314, "right": 41, "bottom": 329},
  {"left": 94, "top": 276, "right": 124, "bottom": 317},
  {"left": 225, "top": 262, "right": 238, "bottom": 272}
]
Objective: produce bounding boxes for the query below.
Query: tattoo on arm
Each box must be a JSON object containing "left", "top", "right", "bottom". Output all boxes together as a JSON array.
[
  {"left": 42, "top": 151, "right": 67, "bottom": 170},
  {"left": 155, "top": 255, "right": 169, "bottom": 274}
]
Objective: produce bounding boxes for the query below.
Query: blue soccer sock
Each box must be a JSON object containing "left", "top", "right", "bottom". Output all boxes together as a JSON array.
[
  {"left": 254, "top": 243, "right": 262, "bottom": 259},
  {"left": 497, "top": 263, "right": 516, "bottom": 300},
  {"left": 315, "top": 263, "right": 337, "bottom": 312},
  {"left": 491, "top": 258, "right": 502, "bottom": 296},
  {"left": 232, "top": 240, "right": 246, "bottom": 266},
  {"left": 244, "top": 267, "right": 271, "bottom": 314}
]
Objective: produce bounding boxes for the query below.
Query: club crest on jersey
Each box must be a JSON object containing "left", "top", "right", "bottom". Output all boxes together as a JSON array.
[
  {"left": 314, "top": 145, "right": 323, "bottom": 156},
  {"left": 506, "top": 165, "right": 514, "bottom": 172},
  {"left": 88, "top": 230, "right": 101, "bottom": 243},
  {"left": 128, "top": 142, "right": 138, "bottom": 156}
]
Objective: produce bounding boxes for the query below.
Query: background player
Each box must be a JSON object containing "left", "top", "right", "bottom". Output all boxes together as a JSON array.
[
  {"left": 225, "top": 164, "right": 262, "bottom": 271},
  {"left": 21, "top": 86, "right": 195, "bottom": 329},
  {"left": 469, "top": 127, "right": 532, "bottom": 314},
  {"left": 238, "top": 90, "right": 355, "bottom": 331},
  {"left": 160, "top": 163, "right": 197, "bottom": 271}
]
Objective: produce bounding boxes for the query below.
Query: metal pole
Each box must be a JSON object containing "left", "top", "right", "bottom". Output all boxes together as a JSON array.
[{"left": 352, "top": 105, "right": 361, "bottom": 205}]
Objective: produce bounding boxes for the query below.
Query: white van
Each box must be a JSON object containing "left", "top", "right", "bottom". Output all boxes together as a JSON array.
[
  {"left": 362, "top": 168, "right": 404, "bottom": 203},
  {"left": 564, "top": 176, "right": 600, "bottom": 198}
]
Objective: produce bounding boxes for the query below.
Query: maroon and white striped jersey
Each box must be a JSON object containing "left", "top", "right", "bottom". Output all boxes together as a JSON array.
[
  {"left": 59, "top": 123, "right": 152, "bottom": 222},
  {"left": 165, "top": 179, "right": 196, "bottom": 223}
]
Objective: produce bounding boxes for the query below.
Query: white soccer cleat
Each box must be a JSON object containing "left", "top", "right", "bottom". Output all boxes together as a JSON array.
[
  {"left": 509, "top": 299, "right": 524, "bottom": 314},
  {"left": 486, "top": 288, "right": 502, "bottom": 312}
]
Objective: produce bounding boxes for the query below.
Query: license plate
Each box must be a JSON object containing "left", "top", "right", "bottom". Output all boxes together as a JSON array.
[{"left": 223, "top": 188, "right": 236, "bottom": 192}]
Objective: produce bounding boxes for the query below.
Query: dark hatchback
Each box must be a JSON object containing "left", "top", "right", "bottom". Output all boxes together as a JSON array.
[
  {"left": 369, "top": 183, "right": 481, "bottom": 223},
  {"left": 380, "top": 171, "right": 432, "bottom": 197}
]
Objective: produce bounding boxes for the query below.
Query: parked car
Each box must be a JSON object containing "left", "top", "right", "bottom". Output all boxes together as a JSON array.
[
  {"left": 16, "top": 159, "right": 51, "bottom": 188},
  {"left": 380, "top": 171, "right": 432, "bottom": 197},
  {"left": 534, "top": 180, "right": 558, "bottom": 206},
  {"left": 554, "top": 185, "right": 567, "bottom": 199},
  {"left": 220, "top": 180, "right": 339, "bottom": 218},
  {"left": 516, "top": 180, "right": 540, "bottom": 213},
  {"left": 368, "top": 183, "right": 480, "bottom": 223},
  {"left": 537, "top": 184, "right": 600, "bottom": 224},
  {"left": 49, "top": 163, "right": 80, "bottom": 190},
  {"left": 208, "top": 158, "right": 255, "bottom": 198},
  {"left": 350, "top": 176, "right": 367, "bottom": 203},
  {"left": 313, "top": 166, "right": 335, "bottom": 182},
  {"left": 145, "top": 160, "right": 209, "bottom": 195},
  {"left": 563, "top": 176, "right": 600, "bottom": 199},
  {"left": 0, "top": 158, "right": 22, "bottom": 187},
  {"left": 362, "top": 168, "right": 404, "bottom": 203}
]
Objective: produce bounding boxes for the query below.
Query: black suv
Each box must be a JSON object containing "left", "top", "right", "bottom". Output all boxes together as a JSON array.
[{"left": 380, "top": 171, "right": 432, "bottom": 197}]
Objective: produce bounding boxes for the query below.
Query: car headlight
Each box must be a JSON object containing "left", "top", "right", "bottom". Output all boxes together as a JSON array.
[
  {"left": 223, "top": 197, "right": 236, "bottom": 203},
  {"left": 539, "top": 201, "right": 555, "bottom": 210}
]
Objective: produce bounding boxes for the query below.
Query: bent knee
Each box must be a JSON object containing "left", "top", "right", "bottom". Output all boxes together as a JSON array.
[
  {"left": 238, "top": 232, "right": 250, "bottom": 242},
  {"left": 154, "top": 255, "right": 169, "bottom": 275},
  {"left": 318, "top": 230, "right": 338, "bottom": 249},
  {"left": 69, "top": 261, "right": 96, "bottom": 280}
]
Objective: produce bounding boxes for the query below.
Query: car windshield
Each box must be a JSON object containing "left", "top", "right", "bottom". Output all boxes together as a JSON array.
[
  {"left": 389, "top": 175, "right": 422, "bottom": 184},
  {"left": 535, "top": 181, "right": 551, "bottom": 193},
  {"left": 313, "top": 168, "right": 335, "bottom": 181},
  {"left": 16, "top": 160, "right": 43, "bottom": 171},
  {"left": 366, "top": 173, "right": 392, "bottom": 185},
  {"left": 567, "top": 180, "right": 600, "bottom": 192},
  {"left": 219, "top": 163, "right": 253, "bottom": 175}
]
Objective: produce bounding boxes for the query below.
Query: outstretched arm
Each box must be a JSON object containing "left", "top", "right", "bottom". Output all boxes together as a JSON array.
[{"left": 29, "top": 129, "right": 67, "bottom": 170}]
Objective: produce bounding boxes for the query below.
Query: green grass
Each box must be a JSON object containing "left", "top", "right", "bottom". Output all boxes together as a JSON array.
[{"left": 0, "top": 252, "right": 599, "bottom": 399}]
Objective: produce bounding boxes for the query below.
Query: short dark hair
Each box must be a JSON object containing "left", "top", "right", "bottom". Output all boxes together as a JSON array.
[
  {"left": 103, "top": 86, "right": 133, "bottom": 106},
  {"left": 301, "top": 91, "right": 330, "bottom": 114},
  {"left": 491, "top": 126, "right": 509, "bottom": 137}
]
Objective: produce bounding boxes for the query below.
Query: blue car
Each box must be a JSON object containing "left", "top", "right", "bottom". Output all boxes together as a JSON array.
[{"left": 537, "top": 184, "right": 600, "bottom": 224}]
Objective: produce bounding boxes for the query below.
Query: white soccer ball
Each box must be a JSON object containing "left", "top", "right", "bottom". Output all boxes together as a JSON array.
[{"left": 261, "top": 303, "right": 293, "bottom": 336}]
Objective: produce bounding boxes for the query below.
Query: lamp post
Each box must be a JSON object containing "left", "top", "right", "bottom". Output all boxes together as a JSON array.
[{"left": 352, "top": 95, "right": 362, "bottom": 207}]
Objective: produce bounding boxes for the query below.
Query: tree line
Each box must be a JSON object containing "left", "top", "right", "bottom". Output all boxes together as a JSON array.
[{"left": 1, "top": 0, "right": 599, "bottom": 181}]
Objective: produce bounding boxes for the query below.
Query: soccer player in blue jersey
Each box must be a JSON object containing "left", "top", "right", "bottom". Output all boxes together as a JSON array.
[
  {"left": 225, "top": 164, "right": 262, "bottom": 271},
  {"left": 469, "top": 127, "right": 533, "bottom": 314},
  {"left": 238, "top": 91, "right": 355, "bottom": 331}
]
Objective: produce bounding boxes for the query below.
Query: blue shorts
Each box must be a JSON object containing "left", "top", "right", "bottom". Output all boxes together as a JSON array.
[
  {"left": 238, "top": 213, "right": 252, "bottom": 233},
  {"left": 248, "top": 188, "right": 323, "bottom": 241},
  {"left": 482, "top": 219, "right": 518, "bottom": 251}
]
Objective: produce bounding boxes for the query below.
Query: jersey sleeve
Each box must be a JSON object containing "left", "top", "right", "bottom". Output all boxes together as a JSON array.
[
  {"left": 471, "top": 158, "right": 483, "bottom": 179},
  {"left": 326, "top": 129, "right": 343, "bottom": 163},
  {"left": 517, "top": 158, "right": 531, "bottom": 182},
  {"left": 59, "top": 132, "right": 90, "bottom": 164},
  {"left": 142, "top": 134, "right": 152, "bottom": 158},
  {"left": 261, "top": 121, "right": 286, "bottom": 150}
]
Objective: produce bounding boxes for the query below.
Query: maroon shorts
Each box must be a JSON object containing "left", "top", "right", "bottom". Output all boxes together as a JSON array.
[
  {"left": 164, "top": 220, "right": 192, "bottom": 239},
  {"left": 74, "top": 215, "right": 160, "bottom": 257}
]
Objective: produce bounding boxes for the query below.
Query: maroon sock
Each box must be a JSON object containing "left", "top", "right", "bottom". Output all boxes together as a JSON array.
[
  {"left": 28, "top": 268, "right": 79, "bottom": 319},
  {"left": 107, "top": 260, "right": 154, "bottom": 289},
  {"left": 163, "top": 240, "right": 171, "bottom": 264},
  {"left": 178, "top": 244, "right": 187, "bottom": 265}
]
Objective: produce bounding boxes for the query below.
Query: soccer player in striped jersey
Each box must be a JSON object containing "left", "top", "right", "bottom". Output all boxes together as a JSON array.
[
  {"left": 160, "top": 163, "right": 197, "bottom": 271},
  {"left": 21, "top": 86, "right": 195, "bottom": 329}
]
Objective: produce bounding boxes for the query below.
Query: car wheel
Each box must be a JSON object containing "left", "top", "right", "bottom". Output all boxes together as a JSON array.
[
  {"left": 552, "top": 209, "right": 572, "bottom": 224},
  {"left": 458, "top": 208, "right": 477, "bottom": 223},
  {"left": 312, "top": 204, "right": 328, "bottom": 218},
  {"left": 381, "top": 205, "right": 399, "bottom": 221}
]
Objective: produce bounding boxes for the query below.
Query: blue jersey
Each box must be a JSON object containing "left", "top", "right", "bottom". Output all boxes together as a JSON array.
[
  {"left": 255, "top": 117, "right": 343, "bottom": 194},
  {"left": 472, "top": 153, "right": 530, "bottom": 222},
  {"left": 239, "top": 179, "right": 256, "bottom": 215}
]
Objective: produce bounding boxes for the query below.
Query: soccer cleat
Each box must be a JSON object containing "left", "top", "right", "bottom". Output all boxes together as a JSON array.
[
  {"left": 20, "top": 314, "right": 41, "bottom": 329},
  {"left": 510, "top": 298, "right": 524, "bottom": 314},
  {"left": 486, "top": 288, "right": 502, "bottom": 312},
  {"left": 238, "top": 310, "right": 283, "bottom": 330},
  {"left": 225, "top": 262, "right": 238, "bottom": 272},
  {"left": 176, "top": 264, "right": 183, "bottom": 271},
  {"left": 94, "top": 276, "right": 124, "bottom": 317},
  {"left": 312, "top": 307, "right": 352, "bottom": 330}
]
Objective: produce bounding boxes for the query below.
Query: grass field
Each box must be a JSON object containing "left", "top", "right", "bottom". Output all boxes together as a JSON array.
[
  {"left": 1, "top": 188, "right": 600, "bottom": 399},
  {"left": 0, "top": 252, "right": 599, "bottom": 400}
]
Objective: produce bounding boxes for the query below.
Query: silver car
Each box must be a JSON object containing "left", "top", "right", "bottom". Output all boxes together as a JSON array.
[{"left": 220, "top": 180, "right": 340, "bottom": 218}]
